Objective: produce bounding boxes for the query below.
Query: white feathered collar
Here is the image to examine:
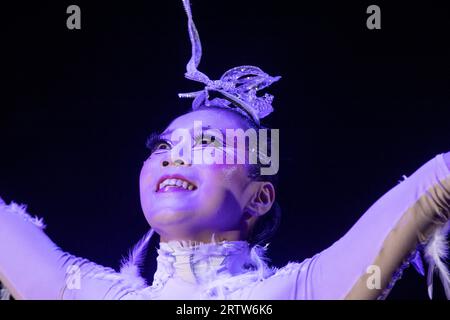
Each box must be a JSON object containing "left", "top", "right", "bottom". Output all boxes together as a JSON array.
[
  {"left": 155, "top": 239, "right": 268, "bottom": 284},
  {"left": 145, "top": 237, "right": 276, "bottom": 298}
]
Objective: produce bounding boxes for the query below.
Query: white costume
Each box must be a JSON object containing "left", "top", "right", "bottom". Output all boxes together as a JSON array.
[{"left": 1, "top": 0, "right": 449, "bottom": 300}]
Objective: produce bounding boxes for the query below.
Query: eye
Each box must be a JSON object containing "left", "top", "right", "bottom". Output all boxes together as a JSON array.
[
  {"left": 154, "top": 142, "right": 170, "bottom": 151},
  {"left": 150, "top": 140, "right": 172, "bottom": 155},
  {"left": 193, "top": 134, "right": 222, "bottom": 148},
  {"left": 146, "top": 132, "right": 174, "bottom": 156}
]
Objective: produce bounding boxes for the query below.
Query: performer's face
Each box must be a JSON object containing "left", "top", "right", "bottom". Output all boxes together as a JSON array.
[{"left": 139, "top": 109, "right": 261, "bottom": 242}]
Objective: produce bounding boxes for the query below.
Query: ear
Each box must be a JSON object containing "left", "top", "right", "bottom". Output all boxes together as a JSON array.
[{"left": 244, "top": 181, "right": 276, "bottom": 217}]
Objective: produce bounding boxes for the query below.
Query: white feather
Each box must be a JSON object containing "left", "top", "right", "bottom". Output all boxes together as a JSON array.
[
  {"left": 119, "top": 229, "right": 155, "bottom": 286},
  {"left": 2, "top": 201, "right": 46, "bottom": 230},
  {"left": 424, "top": 221, "right": 450, "bottom": 299}
]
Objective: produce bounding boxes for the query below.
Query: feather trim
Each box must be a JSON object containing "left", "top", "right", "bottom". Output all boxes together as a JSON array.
[
  {"left": 0, "top": 199, "right": 46, "bottom": 300},
  {"left": 201, "top": 242, "right": 276, "bottom": 299},
  {"left": 0, "top": 200, "right": 46, "bottom": 230},
  {"left": 139, "top": 236, "right": 277, "bottom": 299},
  {"left": 119, "top": 229, "right": 155, "bottom": 287},
  {"left": 424, "top": 221, "right": 450, "bottom": 299}
]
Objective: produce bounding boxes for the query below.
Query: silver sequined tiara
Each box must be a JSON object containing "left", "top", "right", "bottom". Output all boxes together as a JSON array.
[{"left": 178, "top": 0, "right": 281, "bottom": 125}]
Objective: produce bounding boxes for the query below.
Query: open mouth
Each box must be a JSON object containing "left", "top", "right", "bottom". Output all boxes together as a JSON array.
[{"left": 156, "top": 175, "right": 198, "bottom": 193}]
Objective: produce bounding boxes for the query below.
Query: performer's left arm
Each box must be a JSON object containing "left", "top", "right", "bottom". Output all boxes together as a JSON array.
[{"left": 299, "top": 152, "right": 450, "bottom": 299}]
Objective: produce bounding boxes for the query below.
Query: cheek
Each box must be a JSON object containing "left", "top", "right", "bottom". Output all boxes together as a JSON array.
[
  {"left": 139, "top": 161, "right": 151, "bottom": 191},
  {"left": 139, "top": 159, "right": 158, "bottom": 200},
  {"left": 218, "top": 164, "right": 249, "bottom": 191},
  {"left": 139, "top": 165, "right": 149, "bottom": 210},
  {"left": 198, "top": 164, "right": 249, "bottom": 204},
  {"left": 140, "top": 156, "right": 162, "bottom": 181}
]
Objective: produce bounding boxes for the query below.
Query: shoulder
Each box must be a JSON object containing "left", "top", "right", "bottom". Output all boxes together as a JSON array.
[{"left": 243, "top": 260, "right": 313, "bottom": 299}]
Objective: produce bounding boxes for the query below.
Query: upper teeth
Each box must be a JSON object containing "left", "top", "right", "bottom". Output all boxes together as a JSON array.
[{"left": 159, "top": 178, "right": 195, "bottom": 191}]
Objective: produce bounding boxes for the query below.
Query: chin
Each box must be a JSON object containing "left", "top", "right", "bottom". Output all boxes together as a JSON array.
[{"left": 146, "top": 208, "right": 197, "bottom": 227}]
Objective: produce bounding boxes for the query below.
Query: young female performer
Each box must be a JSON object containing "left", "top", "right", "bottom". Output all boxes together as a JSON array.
[{"left": 1, "top": 0, "right": 449, "bottom": 299}]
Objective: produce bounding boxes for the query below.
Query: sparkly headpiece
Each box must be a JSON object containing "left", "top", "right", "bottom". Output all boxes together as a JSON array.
[{"left": 178, "top": 0, "right": 281, "bottom": 125}]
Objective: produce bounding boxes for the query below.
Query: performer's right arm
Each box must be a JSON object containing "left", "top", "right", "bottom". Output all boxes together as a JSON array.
[
  {"left": 0, "top": 199, "right": 139, "bottom": 300},
  {"left": 0, "top": 200, "right": 69, "bottom": 299}
]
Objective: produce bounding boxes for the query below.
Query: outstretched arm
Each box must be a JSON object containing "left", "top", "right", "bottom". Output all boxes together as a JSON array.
[
  {"left": 0, "top": 201, "right": 68, "bottom": 299},
  {"left": 445, "top": 151, "right": 450, "bottom": 170},
  {"left": 298, "top": 152, "right": 450, "bottom": 299},
  {"left": 0, "top": 201, "right": 144, "bottom": 299}
]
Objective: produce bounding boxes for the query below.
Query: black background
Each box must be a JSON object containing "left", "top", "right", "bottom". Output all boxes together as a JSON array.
[{"left": 2, "top": 1, "right": 450, "bottom": 299}]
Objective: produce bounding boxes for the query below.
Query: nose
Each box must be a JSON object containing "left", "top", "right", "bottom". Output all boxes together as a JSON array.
[
  {"left": 162, "top": 159, "right": 186, "bottom": 167},
  {"left": 161, "top": 154, "right": 190, "bottom": 167}
]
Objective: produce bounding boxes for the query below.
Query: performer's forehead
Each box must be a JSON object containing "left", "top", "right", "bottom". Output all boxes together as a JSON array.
[{"left": 162, "top": 109, "right": 250, "bottom": 136}]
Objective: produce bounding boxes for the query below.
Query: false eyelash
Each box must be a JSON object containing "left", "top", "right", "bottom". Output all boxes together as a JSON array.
[
  {"left": 192, "top": 132, "right": 221, "bottom": 145},
  {"left": 192, "top": 133, "right": 206, "bottom": 143},
  {"left": 146, "top": 132, "right": 170, "bottom": 153}
]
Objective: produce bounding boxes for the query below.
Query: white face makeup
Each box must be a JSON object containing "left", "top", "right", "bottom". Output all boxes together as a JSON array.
[{"left": 139, "top": 109, "right": 261, "bottom": 242}]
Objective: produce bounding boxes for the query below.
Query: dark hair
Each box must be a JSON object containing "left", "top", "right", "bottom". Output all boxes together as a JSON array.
[{"left": 191, "top": 105, "right": 281, "bottom": 247}]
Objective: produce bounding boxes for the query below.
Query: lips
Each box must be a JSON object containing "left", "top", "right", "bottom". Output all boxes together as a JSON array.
[{"left": 156, "top": 174, "right": 198, "bottom": 193}]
